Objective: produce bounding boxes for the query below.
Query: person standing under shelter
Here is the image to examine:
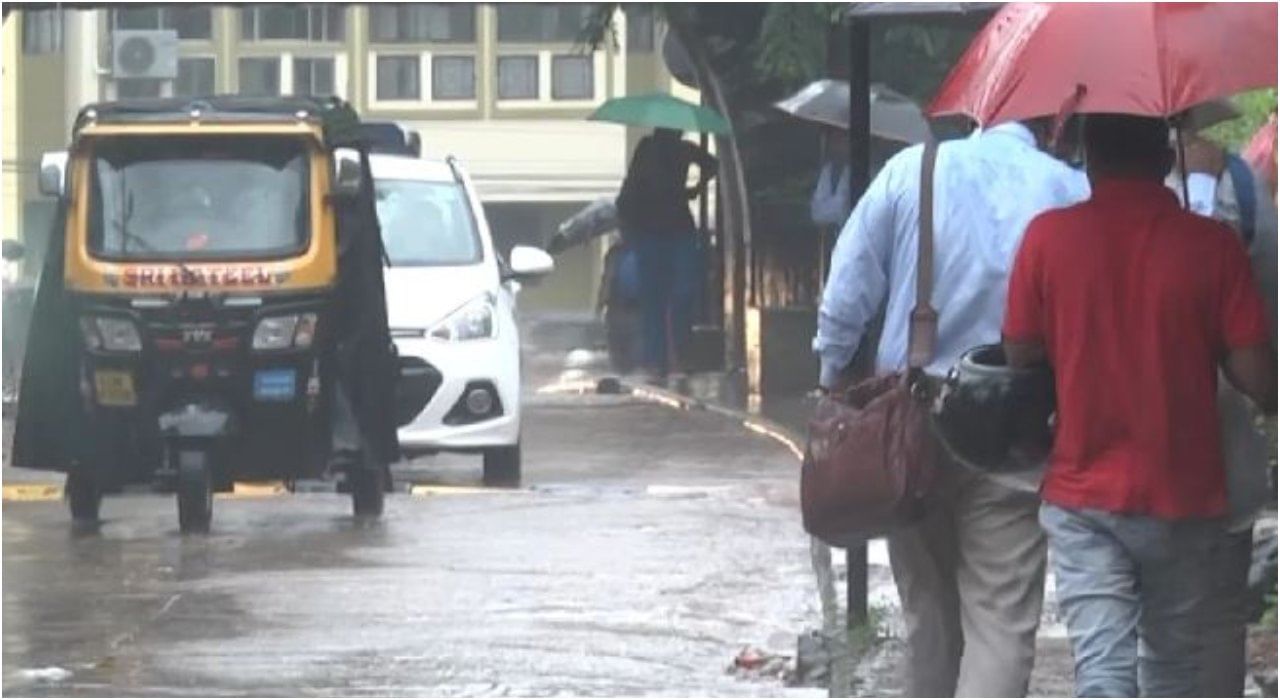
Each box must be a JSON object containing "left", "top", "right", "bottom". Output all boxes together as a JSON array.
[
  {"left": 1004, "top": 114, "right": 1276, "bottom": 697},
  {"left": 615, "top": 128, "right": 717, "bottom": 384},
  {"left": 810, "top": 125, "right": 853, "bottom": 230},
  {"left": 813, "top": 119, "right": 1088, "bottom": 696}
]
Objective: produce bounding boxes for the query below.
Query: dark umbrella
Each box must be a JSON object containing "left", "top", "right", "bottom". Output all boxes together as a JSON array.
[{"left": 774, "top": 80, "right": 932, "bottom": 144}]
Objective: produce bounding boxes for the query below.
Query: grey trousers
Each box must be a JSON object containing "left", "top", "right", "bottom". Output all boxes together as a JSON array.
[
  {"left": 887, "top": 462, "right": 1047, "bottom": 697},
  {"left": 1041, "top": 504, "right": 1219, "bottom": 697},
  {"left": 1199, "top": 527, "right": 1254, "bottom": 697}
]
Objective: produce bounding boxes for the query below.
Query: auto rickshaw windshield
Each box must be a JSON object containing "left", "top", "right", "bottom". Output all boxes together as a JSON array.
[{"left": 86, "top": 135, "right": 311, "bottom": 261}]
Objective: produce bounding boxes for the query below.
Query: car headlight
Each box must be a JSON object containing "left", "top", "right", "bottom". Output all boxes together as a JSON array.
[
  {"left": 429, "top": 295, "right": 497, "bottom": 342},
  {"left": 253, "top": 313, "right": 318, "bottom": 351},
  {"left": 80, "top": 316, "right": 141, "bottom": 352}
]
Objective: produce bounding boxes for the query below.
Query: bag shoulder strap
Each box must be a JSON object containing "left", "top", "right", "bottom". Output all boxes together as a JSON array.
[
  {"left": 908, "top": 139, "right": 940, "bottom": 370},
  {"left": 1225, "top": 154, "right": 1257, "bottom": 247}
]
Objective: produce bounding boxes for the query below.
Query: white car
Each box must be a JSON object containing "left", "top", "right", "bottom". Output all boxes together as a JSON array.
[{"left": 371, "top": 154, "right": 553, "bottom": 485}]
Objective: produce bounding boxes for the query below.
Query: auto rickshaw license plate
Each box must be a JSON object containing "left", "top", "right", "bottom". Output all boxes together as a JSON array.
[{"left": 94, "top": 370, "right": 137, "bottom": 407}]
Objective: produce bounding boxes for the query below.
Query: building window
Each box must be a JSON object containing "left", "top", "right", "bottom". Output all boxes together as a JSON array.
[
  {"left": 497, "top": 56, "right": 538, "bottom": 100},
  {"left": 175, "top": 58, "right": 216, "bottom": 97},
  {"left": 239, "top": 58, "right": 281, "bottom": 96},
  {"left": 116, "top": 79, "right": 163, "bottom": 99},
  {"left": 369, "top": 4, "right": 475, "bottom": 43},
  {"left": 626, "top": 5, "right": 655, "bottom": 52},
  {"left": 551, "top": 55, "right": 593, "bottom": 100},
  {"left": 376, "top": 56, "right": 420, "bottom": 101},
  {"left": 22, "top": 10, "right": 63, "bottom": 54},
  {"left": 294, "top": 58, "right": 336, "bottom": 97},
  {"left": 431, "top": 56, "right": 475, "bottom": 101},
  {"left": 241, "top": 5, "right": 345, "bottom": 42},
  {"left": 497, "top": 4, "right": 594, "bottom": 43},
  {"left": 111, "top": 7, "right": 212, "bottom": 40}
]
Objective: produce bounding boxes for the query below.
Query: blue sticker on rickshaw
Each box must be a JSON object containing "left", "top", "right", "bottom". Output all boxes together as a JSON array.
[{"left": 254, "top": 369, "right": 297, "bottom": 402}]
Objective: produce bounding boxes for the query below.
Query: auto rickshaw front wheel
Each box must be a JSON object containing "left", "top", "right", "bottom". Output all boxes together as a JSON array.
[
  {"left": 349, "top": 464, "right": 385, "bottom": 518},
  {"left": 174, "top": 449, "right": 213, "bottom": 534},
  {"left": 65, "top": 469, "right": 102, "bottom": 524}
]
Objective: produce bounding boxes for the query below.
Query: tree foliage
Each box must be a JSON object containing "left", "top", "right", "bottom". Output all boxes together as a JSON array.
[
  {"left": 1206, "top": 88, "right": 1278, "bottom": 151},
  {"left": 752, "top": 4, "right": 837, "bottom": 90}
]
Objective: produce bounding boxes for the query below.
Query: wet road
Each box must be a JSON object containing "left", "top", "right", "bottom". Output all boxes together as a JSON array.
[{"left": 3, "top": 391, "right": 821, "bottom": 696}]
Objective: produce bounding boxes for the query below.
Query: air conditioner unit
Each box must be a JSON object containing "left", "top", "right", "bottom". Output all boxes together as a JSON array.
[{"left": 111, "top": 30, "right": 179, "bottom": 80}]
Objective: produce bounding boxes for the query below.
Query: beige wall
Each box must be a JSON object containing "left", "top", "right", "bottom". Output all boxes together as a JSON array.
[
  {"left": 2, "top": 17, "right": 21, "bottom": 244},
  {"left": 1, "top": 5, "right": 703, "bottom": 310}
]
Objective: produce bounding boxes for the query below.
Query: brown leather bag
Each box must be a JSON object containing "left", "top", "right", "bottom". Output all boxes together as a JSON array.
[{"left": 802, "top": 139, "right": 941, "bottom": 547}]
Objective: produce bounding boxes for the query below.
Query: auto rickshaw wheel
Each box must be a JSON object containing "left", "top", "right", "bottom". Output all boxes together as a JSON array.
[
  {"left": 175, "top": 449, "right": 213, "bottom": 534},
  {"left": 483, "top": 442, "right": 521, "bottom": 488},
  {"left": 65, "top": 469, "right": 102, "bottom": 523},
  {"left": 349, "top": 464, "right": 385, "bottom": 518}
]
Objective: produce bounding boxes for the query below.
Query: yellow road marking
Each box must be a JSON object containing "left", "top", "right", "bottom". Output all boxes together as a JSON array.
[
  {"left": 2, "top": 484, "right": 63, "bottom": 501},
  {"left": 2, "top": 482, "right": 287, "bottom": 501},
  {"left": 223, "top": 481, "right": 288, "bottom": 498},
  {"left": 409, "top": 484, "right": 512, "bottom": 496}
]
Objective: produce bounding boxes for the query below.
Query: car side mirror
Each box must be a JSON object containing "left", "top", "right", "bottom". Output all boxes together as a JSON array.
[
  {"left": 2, "top": 239, "right": 25, "bottom": 262},
  {"left": 331, "top": 148, "right": 363, "bottom": 199},
  {"left": 504, "top": 245, "right": 555, "bottom": 282},
  {"left": 38, "top": 151, "right": 68, "bottom": 198}
]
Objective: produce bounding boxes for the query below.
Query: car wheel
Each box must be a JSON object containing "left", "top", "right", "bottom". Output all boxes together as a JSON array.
[{"left": 483, "top": 443, "right": 521, "bottom": 487}]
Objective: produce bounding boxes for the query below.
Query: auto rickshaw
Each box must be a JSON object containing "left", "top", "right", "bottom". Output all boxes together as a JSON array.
[{"left": 11, "top": 96, "right": 430, "bottom": 533}]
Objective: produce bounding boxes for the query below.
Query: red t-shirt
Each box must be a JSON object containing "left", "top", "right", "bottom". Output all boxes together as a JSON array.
[{"left": 1003, "top": 178, "right": 1269, "bottom": 518}]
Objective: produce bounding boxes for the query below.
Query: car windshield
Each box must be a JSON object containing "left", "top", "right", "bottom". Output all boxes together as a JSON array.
[
  {"left": 375, "top": 179, "right": 481, "bottom": 266},
  {"left": 88, "top": 135, "right": 309, "bottom": 261}
]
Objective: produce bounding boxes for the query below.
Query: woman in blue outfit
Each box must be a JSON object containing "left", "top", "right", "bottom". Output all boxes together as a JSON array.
[{"left": 615, "top": 128, "right": 718, "bottom": 381}]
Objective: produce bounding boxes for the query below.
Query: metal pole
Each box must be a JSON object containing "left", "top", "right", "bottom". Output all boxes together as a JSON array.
[{"left": 845, "top": 16, "right": 871, "bottom": 632}]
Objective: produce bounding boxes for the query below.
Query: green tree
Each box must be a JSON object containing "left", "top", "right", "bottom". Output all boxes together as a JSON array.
[{"left": 1207, "top": 88, "right": 1277, "bottom": 151}]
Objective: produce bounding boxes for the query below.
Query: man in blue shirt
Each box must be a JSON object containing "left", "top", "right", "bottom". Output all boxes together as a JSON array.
[{"left": 813, "top": 120, "right": 1088, "bottom": 696}]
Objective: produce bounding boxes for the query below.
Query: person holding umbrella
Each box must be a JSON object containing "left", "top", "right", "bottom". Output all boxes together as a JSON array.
[
  {"left": 591, "top": 95, "right": 724, "bottom": 383},
  {"left": 775, "top": 80, "right": 931, "bottom": 278},
  {"left": 931, "top": 4, "right": 1278, "bottom": 694},
  {"left": 614, "top": 127, "right": 718, "bottom": 382}
]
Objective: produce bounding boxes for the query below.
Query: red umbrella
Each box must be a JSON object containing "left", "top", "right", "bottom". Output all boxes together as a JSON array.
[
  {"left": 1242, "top": 113, "right": 1276, "bottom": 183},
  {"left": 929, "top": 3, "right": 1278, "bottom": 125}
]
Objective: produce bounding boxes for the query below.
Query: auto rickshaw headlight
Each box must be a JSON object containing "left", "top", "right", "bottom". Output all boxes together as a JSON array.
[
  {"left": 253, "top": 315, "right": 299, "bottom": 351},
  {"left": 252, "top": 313, "right": 318, "bottom": 351},
  {"left": 82, "top": 316, "right": 142, "bottom": 353}
]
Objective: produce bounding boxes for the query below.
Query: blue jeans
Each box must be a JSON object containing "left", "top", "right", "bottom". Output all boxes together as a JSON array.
[
  {"left": 1040, "top": 504, "right": 1219, "bottom": 697},
  {"left": 634, "top": 235, "right": 700, "bottom": 374}
]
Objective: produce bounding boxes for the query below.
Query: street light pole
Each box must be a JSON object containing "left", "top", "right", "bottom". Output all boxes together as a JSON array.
[{"left": 845, "top": 15, "right": 871, "bottom": 631}]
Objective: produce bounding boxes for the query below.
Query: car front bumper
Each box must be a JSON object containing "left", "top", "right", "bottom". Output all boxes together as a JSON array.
[{"left": 393, "top": 336, "right": 520, "bottom": 452}]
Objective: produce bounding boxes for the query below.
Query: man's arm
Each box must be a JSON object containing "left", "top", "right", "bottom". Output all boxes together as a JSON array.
[
  {"left": 1223, "top": 344, "right": 1277, "bottom": 414},
  {"left": 683, "top": 141, "right": 719, "bottom": 198},
  {"left": 1005, "top": 339, "right": 1047, "bottom": 368},
  {"left": 813, "top": 154, "right": 902, "bottom": 388},
  {"left": 1216, "top": 229, "right": 1276, "bottom": 414},
  {"left": 1002, "top": 216, "right": 1050, "bottom": 369}
]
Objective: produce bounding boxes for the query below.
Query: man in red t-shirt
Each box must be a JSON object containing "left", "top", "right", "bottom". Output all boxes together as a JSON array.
[{"left": 1003, "top": 114, "right": 1275, "bottom": 697}]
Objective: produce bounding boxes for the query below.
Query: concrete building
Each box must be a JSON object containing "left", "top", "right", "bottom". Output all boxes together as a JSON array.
[{"left": 1, "top": 4, "right": 695, "bottom": 312}]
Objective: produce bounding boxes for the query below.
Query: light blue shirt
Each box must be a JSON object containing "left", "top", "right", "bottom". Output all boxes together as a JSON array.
[{"left": 813, "top": 123, "right": 1090, "bottom": 386}]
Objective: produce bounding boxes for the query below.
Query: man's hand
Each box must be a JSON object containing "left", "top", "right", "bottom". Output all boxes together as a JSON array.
[{"left": 1182, "top": 136, "right": 1226, "bottom": 177}]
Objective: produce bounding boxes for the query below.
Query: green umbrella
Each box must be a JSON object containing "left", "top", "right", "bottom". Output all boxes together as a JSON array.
[{"left": 588, "top": 93, "right": 732, "bottom": 135}]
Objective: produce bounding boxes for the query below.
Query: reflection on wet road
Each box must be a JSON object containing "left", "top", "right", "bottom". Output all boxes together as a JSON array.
[{"left": 3, "top": 395, "right": 821, "bottom": 697}]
